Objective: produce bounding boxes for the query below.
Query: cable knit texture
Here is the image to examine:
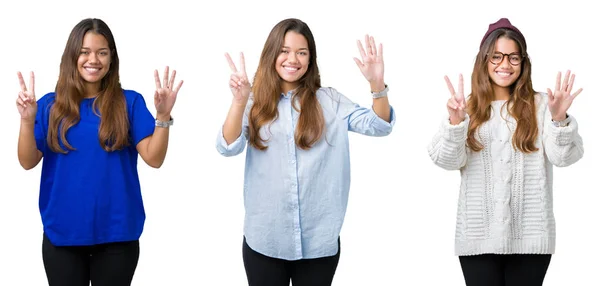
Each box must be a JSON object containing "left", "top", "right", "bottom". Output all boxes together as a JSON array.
[{"left": 428, "top": 93, "right": 583, "bottom": 256}]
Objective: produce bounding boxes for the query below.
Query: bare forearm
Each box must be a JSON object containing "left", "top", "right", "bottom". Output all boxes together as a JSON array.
[
  {"left": 18, "top": 120, "right": 41, "bottom": 170},
  {"left": 222, "top": 101, "right": 246, "bottom": 144},
  {"left": 372, "top": 96, "right": 391, "bottom": 122},
  {"left": 145, "top": 115, "right": 170, "bottom": 168},
  {"left": 370, "top": 81, "right": 391, "bottom": 122}
]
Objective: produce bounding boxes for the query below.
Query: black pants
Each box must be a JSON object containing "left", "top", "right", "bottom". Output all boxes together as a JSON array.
[
  {"left": 42, "top": 233, "right": 140, "bottom": 286},
  {"left": 459, "top": 254, "right": 552, "bottom": 286},
  {"left": 242, "top": 236, "right": 340, "bottom": 286}
]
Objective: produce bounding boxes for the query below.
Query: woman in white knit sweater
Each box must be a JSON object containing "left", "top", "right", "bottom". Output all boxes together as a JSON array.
[{"left": 427, "top": 18, "right": 584, "bottom": 286}]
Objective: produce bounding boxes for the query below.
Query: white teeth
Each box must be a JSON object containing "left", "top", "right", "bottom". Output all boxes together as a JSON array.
[
  {"left": 496, "top": 71, "right": 511, "bottom": 76},
  {"left": 85, "top": 67, "right": 100, "bottom": 72},
  {"left": 284, "top": 66, "right": 299, "bottom": 71}
]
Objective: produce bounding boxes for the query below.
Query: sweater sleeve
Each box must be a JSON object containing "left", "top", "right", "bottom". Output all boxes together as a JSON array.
[
  {"left": 542, "top": 107, "right": 584, "bottom": 167},
  {"left": 427, "top": 114, "right": 469, "bottom": 170}
]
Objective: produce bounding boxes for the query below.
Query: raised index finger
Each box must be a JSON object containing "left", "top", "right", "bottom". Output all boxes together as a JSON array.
[
  {"left": 239, "top": 52, "right": 246, "bottom": 75},
  {"left": 444, "top": 75, "right": 456, "bottom": 97},
  {"left": 225, "top": 53, "right": 238, "bottom": 73},
  {"left": 17, "top": 71, "right": 27, "bottom": 92},
  {"left": 30, "top": 71, "right": 35, "bottom": 92},
  {"left": 457, "top": 73, "right": 464, "bottom": 100},
  {"left": 154, "top": 69, "right": 161, "bottom": 89},
  {"left": 356, "top": 39, "right": 367, "bottom": 59}
]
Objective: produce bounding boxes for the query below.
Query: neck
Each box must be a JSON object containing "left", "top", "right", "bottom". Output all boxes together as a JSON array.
[
  {"left": 281, "top": 82, "right": 298, "bottom": 95},
  {"left": 493, "top": 85, "right": 510, "bottom": 101},
  {"left": 84, "top": 82, "right": 101, "bottom": 98}
]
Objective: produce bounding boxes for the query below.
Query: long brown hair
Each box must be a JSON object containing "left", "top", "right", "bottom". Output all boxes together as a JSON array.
[
  {"left": 467, "top": 29, "right": 538, "bottom": 153},
  {"left": 249, "top": 18, "right": 323, "bottom": 150},
  {"left": 48, "top": 18, "right": 128, "bottom": 153}
]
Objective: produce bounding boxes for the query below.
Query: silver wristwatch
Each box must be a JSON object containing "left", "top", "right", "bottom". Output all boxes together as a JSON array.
[
  {"left": 371, "top": 84, "right": 389, "bottom": 99},
  {"left": 155, "top": 117, "right": 174, "bottom": 128},
  {"left": 551, "top": 114, "right": 570, "bottom": 127}
]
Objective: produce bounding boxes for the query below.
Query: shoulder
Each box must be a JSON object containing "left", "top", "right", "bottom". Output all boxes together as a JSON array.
[
  {"left": 37, "top": 92, "right": 56, "bottom": 112},
  {"left": 121, "top": 89, "right": 152, "bottom": 110},
  {"left": 316, "top": 87, "right": 344, "bottom": 102},
  {"left": 37, "top": 92, "right": 56, "bottom": 105},
  {"left": 533, "top": 91, "right": 550, "bottom": 120},
  {"left": 122, "top": 89, "right": 145, "bottom": 102},
  {"left": 535, "top": 91, "right": 548, "bottom": 106}
]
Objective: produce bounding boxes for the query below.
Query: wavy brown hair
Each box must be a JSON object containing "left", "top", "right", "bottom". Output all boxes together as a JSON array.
[
  {"left": 467, "top": 29, "right": 538, "bottom": 153},
  {"left": 48, "top": 18, "right": 128, "bottom": 153},
  {"left": 249, "top": 18, "right": 323, "bottom": 150}
]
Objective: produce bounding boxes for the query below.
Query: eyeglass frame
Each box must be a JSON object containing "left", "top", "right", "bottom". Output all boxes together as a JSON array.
[{"left": 487, "top": 52, "right": 527, "bottom": 66}]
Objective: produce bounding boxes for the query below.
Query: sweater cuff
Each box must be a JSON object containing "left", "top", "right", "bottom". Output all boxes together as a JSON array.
[
  {"left": 547, "top": 115, "right": 578, "bottom": 146},
  {"left": 440, "top": 114, "right": 469, "bottom": 142}
]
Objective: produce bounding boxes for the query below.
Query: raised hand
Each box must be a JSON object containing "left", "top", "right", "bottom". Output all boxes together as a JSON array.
[
  {"left": 547, "top": 70, "right": 582, "bottom": 121},
  {"left": 16, "top": 71, "right": 37, "bottom": 123},
  {"left": 445, "top": 74, "right": 467, "bottom": 125},
  {"left": 154, "top": 66, "right": 183, "bottom": 120},
  {"left": 353, "top": 34, "right": 385, "bottom": 89},
  {"left": 225, "top": 52, "right": 251, "bottom": 105}
]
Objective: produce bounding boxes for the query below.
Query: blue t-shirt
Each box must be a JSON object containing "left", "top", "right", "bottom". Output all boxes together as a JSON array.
[{"left": 34, "top": 89, "right": 155, "bottom": 246}]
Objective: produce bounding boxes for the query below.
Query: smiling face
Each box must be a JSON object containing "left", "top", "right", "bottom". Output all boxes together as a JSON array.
[
  {"left": 77, "top": 31, "right": 111, "bottom": 96},
  {"left": 487, "top": 36, "right": 521, "bottom": 97},
  {"left": 275, "top": 31, "right": 310, "bottom": 94}
]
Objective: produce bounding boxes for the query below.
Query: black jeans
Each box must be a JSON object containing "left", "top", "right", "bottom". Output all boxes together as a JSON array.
[
  {"left": 42, "top": 233, "right": 140, "bottom": 286},
  {"left": 242, "top": 236, "right": 341, "bottom": 286},
  {"left": 459, "top": 254, "right": 552, "bottom": 286}
]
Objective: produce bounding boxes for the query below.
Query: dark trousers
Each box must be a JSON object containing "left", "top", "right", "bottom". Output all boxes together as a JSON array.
[
  {"left": 459, "top": 254, "right": 552, "bottom": 286},
  {"left": 42, "top": 233, "right": 140, "bottom": 286},
  {"left": 242, "top": 236, "right": 340, "bottom": 286}
]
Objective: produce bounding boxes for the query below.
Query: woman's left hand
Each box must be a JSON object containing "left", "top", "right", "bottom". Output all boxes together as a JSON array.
[
  {"left": 547, "top": 70, "right": 582, "bottom": 121},
  {"left": 154, "top": 66, "right": 183, "bottom": 120},
  {"left": 354, "top": 34, "right": 385, "bottom": 91}
]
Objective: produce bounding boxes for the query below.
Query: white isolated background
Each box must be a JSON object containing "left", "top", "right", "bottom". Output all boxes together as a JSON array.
[{"left": 0, "top": 0, "right": 597, "bottom": 285}]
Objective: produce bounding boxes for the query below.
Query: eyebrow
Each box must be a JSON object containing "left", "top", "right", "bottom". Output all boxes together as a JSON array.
[
  {"left": 282, "top": 46, "right": 309, "bottom": 51},
  {"left": 81, "top": 47, "right": 109, "bottom": 50},
  {"left": 494, "top": 50, "right": 520, "bottom": 54}
]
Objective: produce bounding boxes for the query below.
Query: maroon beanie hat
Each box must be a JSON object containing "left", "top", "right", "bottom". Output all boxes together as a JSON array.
[{"left": 480, "top": 18, "right": 527, "bottom": 51}]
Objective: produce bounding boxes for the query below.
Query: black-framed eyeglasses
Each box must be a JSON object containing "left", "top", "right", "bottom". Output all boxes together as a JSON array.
[{"left": 488, "top": 52, "right": 525, "bottom": 66}]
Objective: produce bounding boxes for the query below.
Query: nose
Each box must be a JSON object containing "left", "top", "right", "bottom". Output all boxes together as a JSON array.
[
  {"left": 88, "top": 52, "right": 99, "bottom": 63},
  {"left": 499, "top": 55, "right": 511, "bottom": 68},
  {"left": 287, "top": 52, "right": 298, "bottom": 63}
]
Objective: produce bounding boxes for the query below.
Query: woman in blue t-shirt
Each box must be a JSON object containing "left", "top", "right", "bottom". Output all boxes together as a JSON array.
[{"left": 15, "top": 18, "right": 183, "bottom": 286}]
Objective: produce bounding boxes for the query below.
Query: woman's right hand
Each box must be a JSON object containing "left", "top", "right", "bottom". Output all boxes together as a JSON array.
[
  {"left": 444, "top": 74, "right": 466, "bottom": 125},
  {"left": 16, "top": 71, "right": 37, "bottom": 123},
  {"left": 225, "top": 52, "right": 251, "bottom": 105}
]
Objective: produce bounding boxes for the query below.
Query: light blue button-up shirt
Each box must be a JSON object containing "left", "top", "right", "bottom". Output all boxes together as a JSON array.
[{"left": 216, "top": 87, "right": 395, "bottom": 260}]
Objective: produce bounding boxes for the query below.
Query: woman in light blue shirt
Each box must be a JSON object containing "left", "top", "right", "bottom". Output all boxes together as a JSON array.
[{"left": 216, "top": 18, "right": 394, "bottom": 286}]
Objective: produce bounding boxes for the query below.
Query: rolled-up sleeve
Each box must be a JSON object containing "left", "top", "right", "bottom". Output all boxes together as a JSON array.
[
  {"left": 331, "top": 88, "right": 395, "bottom": 136},
  {"left": 216, "top": 98, "right": 252, "bottom": 157}
]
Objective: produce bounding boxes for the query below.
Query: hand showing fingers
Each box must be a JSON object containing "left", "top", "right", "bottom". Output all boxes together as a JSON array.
[
  {"left": 225, "top": 52, "right": 251, "bottom": 105},
  {"left": 154, "top": 66, "right": 183, "bottom": 118},
  {"left": 353, "top": 34, "right": 384, "bottom": 85},
  {"left": 445, "top": 74, "right": 467, "bottom": 125},
  {"left": 16, "top": 71, "right": 37, "bottom": 123},
  {"left": 547, "top": 70, "right": 582, "bottom": 121}
]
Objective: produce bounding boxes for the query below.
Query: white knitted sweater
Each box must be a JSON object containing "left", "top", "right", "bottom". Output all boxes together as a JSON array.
[{"left": 428, "top": 93, "right": 584, "bottom": 256}]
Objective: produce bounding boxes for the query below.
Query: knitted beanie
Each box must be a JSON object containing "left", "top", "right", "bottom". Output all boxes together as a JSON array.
[{"left": 480, "top": 18, "right": 527, "bottom": 50}]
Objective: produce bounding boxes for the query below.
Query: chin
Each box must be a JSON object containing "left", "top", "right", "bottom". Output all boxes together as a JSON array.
[
  {"left": 82, "top": 77, "right": 102, "bottom": 84},
  {"left": 493, "top": 78, "right": 517, "bottom": 87}
]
